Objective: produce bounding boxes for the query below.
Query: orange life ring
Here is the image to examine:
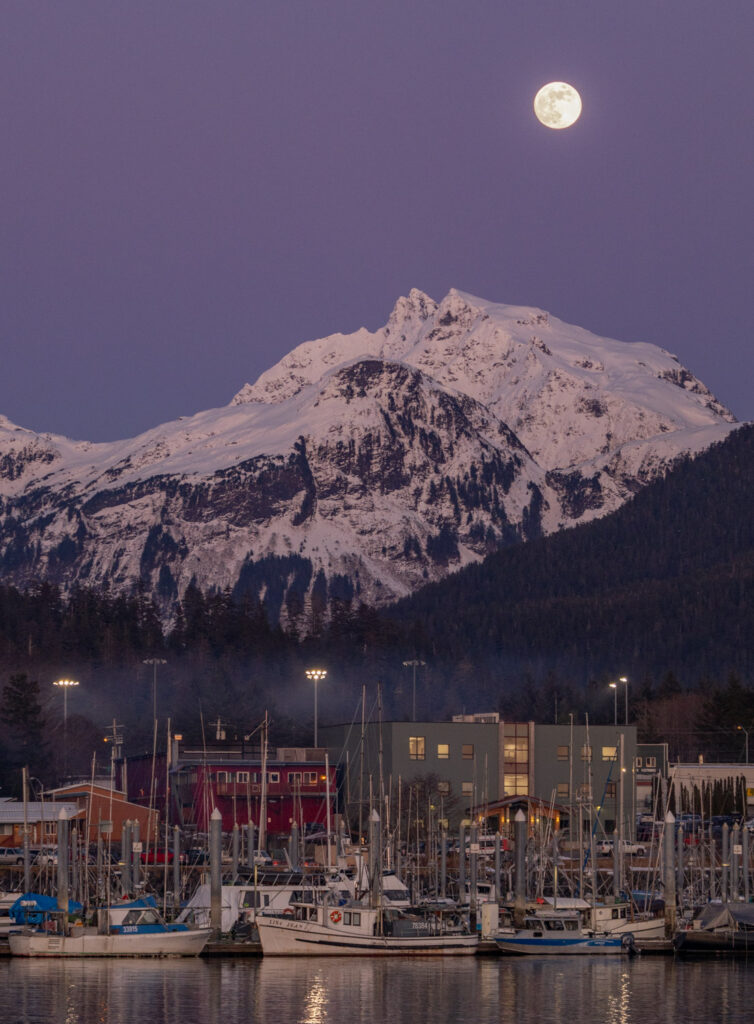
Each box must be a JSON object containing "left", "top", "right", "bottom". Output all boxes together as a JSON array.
[
  {"left": 283, "top": 908, "right": 294, "bottom": 916},
  {"left": 330, "top": 910, "right": 342, "bottom": 924}
]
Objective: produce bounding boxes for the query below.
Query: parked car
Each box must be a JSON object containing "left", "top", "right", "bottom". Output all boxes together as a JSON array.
[
  {"left": 31, "top": 847, "right": 59, "bottom": 866},
  {"left": 0, "top": 847, "right": 25, "bottom": 866},
  {"left": 596, "top": 839, "right": 647, "bottom": 856},
  {"left": 140, "top": 848, "right": 184, "bottom": 864}
]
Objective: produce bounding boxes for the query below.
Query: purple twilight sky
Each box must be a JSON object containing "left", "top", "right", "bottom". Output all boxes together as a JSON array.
[{"left": 1, "top": 0, "right": 752, "bottom": 442}]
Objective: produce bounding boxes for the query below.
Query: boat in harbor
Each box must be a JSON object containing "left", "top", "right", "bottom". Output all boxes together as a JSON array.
[
  {"left": 8, "top": 894, "right": 210, "bottom": 957},
  {"left": 256, "top": 895, "right": 477, "bottom": 956},
  {"left": 673, "top": 902, "right": 754, "bottom": 954},
  {"left": 494, "top": 909, "right": 631, "bottom": 955}
]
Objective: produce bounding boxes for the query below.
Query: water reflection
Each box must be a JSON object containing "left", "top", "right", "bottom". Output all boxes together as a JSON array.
[{"left": 3, "top": 955, "right": 754, "bottom": 1024}]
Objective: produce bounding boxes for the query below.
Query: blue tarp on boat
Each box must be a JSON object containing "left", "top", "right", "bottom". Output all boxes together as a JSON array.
[{"left": 10, "top": 892, "right": 83, "bottom": 925}]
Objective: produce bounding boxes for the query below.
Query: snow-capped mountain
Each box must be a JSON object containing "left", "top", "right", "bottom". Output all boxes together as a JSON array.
[{"left": 0, "top": 289, "right": 739, "bottom": 620}]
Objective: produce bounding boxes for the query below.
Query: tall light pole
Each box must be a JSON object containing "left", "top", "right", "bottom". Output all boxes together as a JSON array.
[
  {"left": 306, "top": 669, "right": 327, "bottom": 747},
  {"left": 620, "top": 676, "right": 629, "bottom": 726},
  {"left": 54, "top": 678, "right": 79, "bottom": 725},
  {"left": 54, "top": 679, "right": 79, "bottom": 779},
  {"left": 609, "top": 682, "right": 618, "bottom": 726},
  {"left": 737, "top": 725, "right": 749, "bottom": 764},
  {"left": 143, "top": 658, "right": 167, "bottom": 723},
  {"left": 403, "top": 659, "right": 426, "bottom": 723}
]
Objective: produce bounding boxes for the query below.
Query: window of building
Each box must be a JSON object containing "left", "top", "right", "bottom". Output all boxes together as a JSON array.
[
  {"left": 236, "top": 772, "right": 249, "bottom": 784},
  {"left": 606, "top": 783, "right": 617, "bottom": 799},
  {"left": 304, "top": 772, "right": 317, "bottom": 785},
  {"left": 267, "top": 772, "right": 279, "bottom": 783},
  {"left": 288, "top": 772, "right": 302, "bottom": 784},
  {"left": 581, "top": 745, "right": 592, "bottom": 762},
  {"left": 557, "top": 782, "right": 569, "bottom": 798},
  {"left": 216, "top": 771, "right": 229, "bottom": 783},
  {"left": 437, "top": 781, "right": 450, "bottom": 795},
  {"left": 577, "top": 784, "right": 592, "bottom": 799},
  {"left": 635, "top": 757, "right": 643, "bottom": 768},
  {"left": 409, "top": 736, "right": 426, "bottom": 760},
  {"left": 557, "top": 745, "right": 569, "bottom": 761},
  {"left": 461, "top": 782, "right": 474, "bottom": 797},
  {"left": 602, "top": 746, "right": 617, "bottom": 761},
  {"left": 645, "top": 756, "right": 657, "bottom": 768},
  {"left": 462, "top": 744, "right": 474, "bottom": 760},
  {"left": 437, "top": 743, "right": 449, "bottom": 759},
  {"left": 352, "top": 912, "right": 361, "bottom": 926},
  {"left": 503, "top": 775, "right": 529, "bottom": 797}
]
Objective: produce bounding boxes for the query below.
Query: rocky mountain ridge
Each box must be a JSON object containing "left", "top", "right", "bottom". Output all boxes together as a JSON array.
[{"left": 0, "top": 290, "right": 739, "bottom": 620}]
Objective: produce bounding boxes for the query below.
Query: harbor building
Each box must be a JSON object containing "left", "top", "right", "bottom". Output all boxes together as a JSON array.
[{"left": 321, "top": 714, "right": 640, "bottom": 837}]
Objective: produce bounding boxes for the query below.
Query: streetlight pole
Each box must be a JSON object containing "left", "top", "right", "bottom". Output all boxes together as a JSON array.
[
  {"left": 403, "top": 659, "right": 426, "bottom": 723},
  {"left": 143, "top": 658, "right": 167, "bottom": 724},
  {"left": 53, "top": 679, "right": 79, "bottom": 779},
  {"left": 620, "top": 676, "right": 629, "bottom": 726},
  {"left": 609, "top": 682, "right": 617, "bottom": 726},
  {"left": 306, "top": 669, "right": 327, "bottom": 747},
  {"left": 737, "top": 725, "right": 749, "bottom": 764}
]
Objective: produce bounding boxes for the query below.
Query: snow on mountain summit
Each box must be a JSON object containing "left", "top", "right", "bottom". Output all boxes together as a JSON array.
[
  {"left": 0, "top": 288, "right": 740, "bottom": 620},
  {"left": 232, "top": 288, "right": 735, "bottom": 470}
]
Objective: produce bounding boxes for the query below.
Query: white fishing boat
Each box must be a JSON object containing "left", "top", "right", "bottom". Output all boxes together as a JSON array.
[
  {"left": 8, "top": 895, "right": 210, "bottom": 958},
  {"left": 539, "top": 896, "right": 665, "bottom": 941},
  {"left": 494, "top": 910, "right": 631, "bottom": 956},
  {"left": 257, "top": 896, "right": 477, "bottom": 956}
]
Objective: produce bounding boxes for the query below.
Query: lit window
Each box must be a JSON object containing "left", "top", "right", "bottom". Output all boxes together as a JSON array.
[
  {"left": 437, "top": 781, "right": 450, "bottom": 795},
  {"left": 503, "top": 775, "right": 529, "bottom": 796},
  {"left": 602, "top": 746, "right": 617, "bottom": 761},
  {"left": 461, "top": 782, "right": 473, "bottom": 796},
  {"left": 606, "top": 783, "right": 617, "bottom": 799},
  {"left": 304, "top": 772, "right": 317, "bottom": 784},
  {"left": 557, "top": 745, "right": 569, "bottom": 761},
  {"left": 437, "top": 743, "right": 449, "bottom": 759},
  {"left": 462, "top": 744, "right": 474, "bottom": 760},
  {"left": 409, "top": 736, "right": 425, "bottom": 760},
  {"left": 557, "top": 783, "right": 569, "bottom": 798}
]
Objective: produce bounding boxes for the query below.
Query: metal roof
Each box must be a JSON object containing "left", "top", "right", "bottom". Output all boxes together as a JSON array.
[{"left": 0, "top": 801, "right": 79, "bottom": 823}]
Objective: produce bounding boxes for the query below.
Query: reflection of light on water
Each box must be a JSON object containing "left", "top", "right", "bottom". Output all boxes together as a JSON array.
[
  {"left": 301, "top": 973, "right": 329, "bottom": 1024},
  {"left": 605, "top": 968, "right": 630, "bottom": 1024},
  {"left": 65, "top": 982, "right": 79, "bottom": 1024}
]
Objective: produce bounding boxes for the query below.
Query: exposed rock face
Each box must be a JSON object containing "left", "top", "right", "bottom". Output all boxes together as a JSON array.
[{"left": 0, "top": 291, "right": 739, "bottom": 621}]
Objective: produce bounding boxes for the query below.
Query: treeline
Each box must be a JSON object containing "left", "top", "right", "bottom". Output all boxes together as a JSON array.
[
  {"left": 0, "top": 425, "right": 752, "bottom": 795},
  {"left": 385, "top": 422, "right": 754, "bottom": 683}
]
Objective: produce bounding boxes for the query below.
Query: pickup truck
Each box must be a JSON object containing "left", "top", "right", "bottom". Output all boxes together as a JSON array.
[{"left": 596, "top": 839, "right": 647, "bottom": 856}]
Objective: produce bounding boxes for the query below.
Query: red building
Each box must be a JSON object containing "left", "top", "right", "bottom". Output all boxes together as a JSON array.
[{"left": 118, "top": 740, "right": 336, "bottom": 839}]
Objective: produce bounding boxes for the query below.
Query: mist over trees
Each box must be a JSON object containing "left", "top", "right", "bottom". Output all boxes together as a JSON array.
[{"left": 0, "top": 426, "right": 751, "bottom": 794}]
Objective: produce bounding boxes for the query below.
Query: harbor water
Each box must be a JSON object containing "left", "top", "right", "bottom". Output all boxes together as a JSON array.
[{"left": 1, "top": 955, "right": 752, "bottom": 1024}]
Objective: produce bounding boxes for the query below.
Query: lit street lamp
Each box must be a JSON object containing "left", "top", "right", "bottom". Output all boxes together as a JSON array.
[
  {"left": 403, "top": 659, "right": 426, "bottom": 723},
  {"left": 620, "top": 676, "right": 629, "bottom": 726},
  {"left": 737, "top": 725, "right": 749, "bottom": 764},
  {"left": 53, "top": 678, "right": 79, "bottom": 725},
  {"left": 306, "top": 669, "right": 327, "bottom": 747},
  {"left": 143, "top": 658, "right": 167, "bottom": 723},
  {"left": 53, "top": 678, "right": 79, "bottom": 779},
  {"left": 609, "top": 682, "right": 618, "bottom": 726}
]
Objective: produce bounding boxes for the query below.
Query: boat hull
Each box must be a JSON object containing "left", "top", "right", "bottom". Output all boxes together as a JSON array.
[
  {"left": 257, "top": 918, "right": 478, "bottom": 956},
  {"left": 495, "top": 933, "right": 626, "bottom": 956},
  {"left": 9, "top": 927, "right": 211, "bottom": 958},
  {"left": 674, "top": 930, "right": 754, "bottom": 955}
]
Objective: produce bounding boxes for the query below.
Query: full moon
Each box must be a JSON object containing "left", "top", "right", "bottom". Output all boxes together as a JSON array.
[{"left": 533, "top": 82, "right": 582, "bottom": 129}]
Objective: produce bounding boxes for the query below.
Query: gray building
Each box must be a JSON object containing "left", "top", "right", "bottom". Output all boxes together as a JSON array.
[{"left": 322, "top": 715, "right": 639, "bottom": 838}]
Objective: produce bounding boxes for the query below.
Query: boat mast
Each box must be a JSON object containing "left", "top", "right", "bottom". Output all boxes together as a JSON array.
[{"left": 259, "top": 711, "right": 268, "bottom": 854}]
